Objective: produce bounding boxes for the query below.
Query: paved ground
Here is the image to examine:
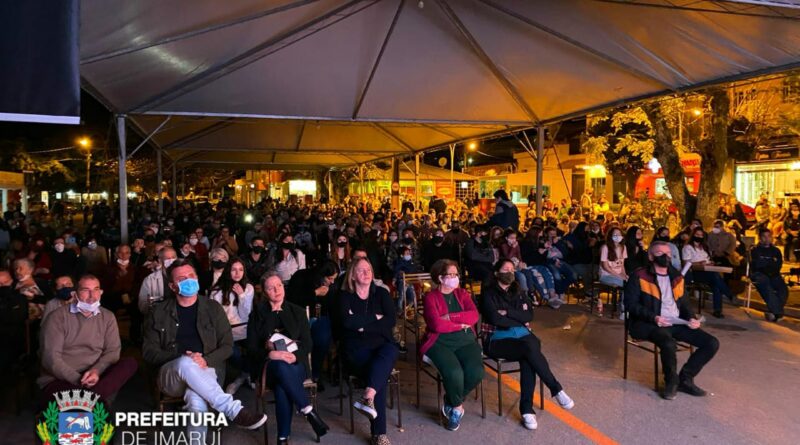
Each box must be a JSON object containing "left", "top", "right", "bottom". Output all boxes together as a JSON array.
[{"left": 2, "top": 296, "right": 799, "bottom": 445}]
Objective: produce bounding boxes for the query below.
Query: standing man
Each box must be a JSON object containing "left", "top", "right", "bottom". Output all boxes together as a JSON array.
[
  {"left": 750, "top": 228, "right": 788, "bottom": 322},
  {"left": 488, "top": 190, "right": 519, "bottom": 230},
  {"left": 625, "top": 241, "right": 720, "bottom": 400},
  {"left": 142, "top": 260, "right": 267, "bottom": 440},
  {"left": 38, "top": 274, "right": 138, "bottom": 404}
]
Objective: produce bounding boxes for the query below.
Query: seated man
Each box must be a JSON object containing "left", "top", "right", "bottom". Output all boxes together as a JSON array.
[
  {"left": 463, "top": 225, "right": 494, "bottom": 282},
  {"left": 142, "top": 260, "right": 267, "bottom": 439},
  {"left": 38, "top": 274, "right": 137, "bottom": 405},
  {"left": 750, "top": 228, "right": 788, "bottom": 322},
  {"left": 138, "top": 247, "right": 177, "bottom": 315},
  {"left": 625, "top": 241, "right": 720, "bottom": 400}
]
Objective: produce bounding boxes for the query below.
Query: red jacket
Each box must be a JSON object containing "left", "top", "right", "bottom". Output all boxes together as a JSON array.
[{"left": 419, "top": 287, "right": 479, "bottom": 357}]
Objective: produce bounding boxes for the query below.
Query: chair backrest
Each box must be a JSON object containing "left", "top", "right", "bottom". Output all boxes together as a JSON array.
[{"left": 402, "top": 272, "right": 432, "bottom": 287}]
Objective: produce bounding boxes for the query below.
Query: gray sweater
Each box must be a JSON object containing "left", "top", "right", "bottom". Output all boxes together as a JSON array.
[{"left": 38, "top": 304, "right": 121, "bottom": 387}]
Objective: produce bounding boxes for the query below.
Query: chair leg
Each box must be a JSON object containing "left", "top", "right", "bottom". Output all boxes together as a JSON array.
[
  {"left": 348, "top": 380, "right": 354, "bottom": 434},
  {"left": 394, "top": 376, "right": 402, "bottom": 428},
  {"left": 415, "top": 359, "right": 421, "bottom": 408},
  {"left": 623, "top": 324, "right": 629, "bottom": 380},
  {"left": 480, "top": 379, "right": 486, "bottom": 419},
  {"left": 436, "top": 376, "right": 442, "bottom": 424},
  {"left": 496, "top": 363, "right": 503, "bottom": 416},
  {"left": 338, "top": 364, "right": 344, "bottom": 416},
  {"left": 539, "top": 378, "right": 544, "bottom": 410},
  {"left": 653, "top": 347, "right": 660, "bottom": 392},
  {"left": 265, "top": 419, "right": 270, "bottom": 445}
]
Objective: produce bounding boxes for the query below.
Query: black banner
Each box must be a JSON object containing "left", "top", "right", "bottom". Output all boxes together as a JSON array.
[{"left": 0, "top": 0, "right": 79, "bottom": 124}]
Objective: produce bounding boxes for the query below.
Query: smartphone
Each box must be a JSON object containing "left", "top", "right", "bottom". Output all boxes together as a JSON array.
[{"left": 273, "top": 339, "right": 287, "bottom": 351}]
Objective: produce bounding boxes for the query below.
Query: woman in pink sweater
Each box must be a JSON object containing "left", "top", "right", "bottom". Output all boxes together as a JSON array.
[{"left": 419, "top": 259, "right": 484, "bottom": 432}]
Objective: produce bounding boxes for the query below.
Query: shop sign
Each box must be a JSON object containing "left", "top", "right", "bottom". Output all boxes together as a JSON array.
[
  {"left": 755, "top": 147, "right": 799, "bottom": 161},
  {"left": 437, "top": 187, "right": 452, "bottom": 196}
]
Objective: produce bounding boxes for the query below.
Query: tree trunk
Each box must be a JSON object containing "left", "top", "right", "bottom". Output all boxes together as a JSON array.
[
  {"left": 695, "top": 88, "right": 730, "bottom": 228},
  {"left": 645, "top": 102, "right": 695, "bottom": 225},
  {"left": 625, "top": 172, "right": 639, "bottom": 200}
]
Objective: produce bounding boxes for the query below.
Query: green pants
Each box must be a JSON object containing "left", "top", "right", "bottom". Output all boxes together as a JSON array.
[{"left": 425, "top": 339, "right": 485, "bottom": 407}]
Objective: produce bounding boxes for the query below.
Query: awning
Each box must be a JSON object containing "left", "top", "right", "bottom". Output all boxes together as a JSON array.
[{"left": 80, "top": 0, "right": 800, "bottom": 169}]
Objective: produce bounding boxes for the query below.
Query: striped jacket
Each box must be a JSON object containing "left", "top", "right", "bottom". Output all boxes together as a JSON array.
[{"left": 624, "top": 265, "right": 695, "bottom": 324}]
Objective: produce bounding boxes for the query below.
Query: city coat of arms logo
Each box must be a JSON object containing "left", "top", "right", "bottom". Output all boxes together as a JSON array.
[{"left": 36, "top": 390, "right": 114, "bottom": 445}]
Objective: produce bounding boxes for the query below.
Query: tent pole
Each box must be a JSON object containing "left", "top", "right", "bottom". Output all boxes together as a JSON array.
[
  {"left": 450, "top": 144, "right": 455, "bottom": 199},
  {"left": 415, "top": 153, "right": 421, "bottom": 210},
  {"left": 157, "top": 150, "right": 163, "bottom": 215},
  {"left": 117, "top": 115, "right": 129, "bottom": 244},
  {"left": 536, "top": 126, "right": 544, "bottom": 216},
  {"left": 172, "top": 163, "right": 177, "bottom": 209}
]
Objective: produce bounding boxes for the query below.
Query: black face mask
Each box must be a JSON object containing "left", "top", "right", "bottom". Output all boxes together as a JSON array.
[
  {"left": 56, "top": 287, "right": 74, "bottom": 301},
  {"left": 280, "top": 242, "right": 295, "bottom": 250},
  {"left": 212, "top": 260, "right": 227, "bottom": 270},
  {"left": 692, "top": 236, "right": 704, "bottom": 244},
  {"left": 451, "top": 227, "right": 460, "bottom": 232},
  {"left": 337, "top": 241, "right": 348, "bottom": 248},
  {"left": 403, "top": 238, "right": 413, "bottom": 245},
  {"left": 656, "top": 235, "right": 670, "bottom": 242},
  {"left": 653, "top": 255, "right": 670, "bottom": 267},
  {"left": 144, "top": 235, "right": 155, "bottom": 242},
  {"left": 432, "top": 235, "right": 444, "bottom": 244},
  {"left": 251, "top": 246, "right": 265, "bottom": 254},
  {"left": 497, "top": 272, "right": 515, "bottom": 285}
]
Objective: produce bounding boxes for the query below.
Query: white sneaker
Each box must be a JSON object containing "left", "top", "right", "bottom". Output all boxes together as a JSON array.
[
  {"left": 548, "top": 298, "right": 563, "bottom": 309},
  {"left": 522, "top": 413, "right": 538, "bottom": 430},
  {"left": 618, "top": 312, "right": 626, "bottom": 321},
  {"left": 554, "top": 390, "right": 574, "bottom": 410},
  {"left": 226, "top": 376, "right": 247, "bottom": 395}
]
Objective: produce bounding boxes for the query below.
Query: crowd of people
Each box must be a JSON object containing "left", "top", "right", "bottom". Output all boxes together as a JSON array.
[{"left": 0, "top": 187, "right": 791, "bottom": 444}]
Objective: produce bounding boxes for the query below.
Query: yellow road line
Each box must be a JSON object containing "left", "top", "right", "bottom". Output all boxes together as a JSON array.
[{"left": 485, "top": 367, "right": 619, "bottom": 445}]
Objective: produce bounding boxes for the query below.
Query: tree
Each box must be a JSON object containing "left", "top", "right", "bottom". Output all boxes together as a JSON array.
[{"left": 583, "top": 107, "right": 654, "bottom": 198}]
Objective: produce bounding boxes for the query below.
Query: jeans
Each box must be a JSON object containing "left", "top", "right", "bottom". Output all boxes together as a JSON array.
[
  {"left": 40, "top": 357, "right": 138, "bottom": 407},
  {"left": 514, "top": 271, "right": 530, "bottom": 292},
  {"left": 310, "top": 316, "right": 332, "bottom": 380},
  {"left": 394, "top": 283, "right": 416, "bottom": 311},
  {"left": 629, "top": 322, "right": 720, "bottom": 385},
  {"left": 159, "top": 356, "right": 244, "bottom": 442},
  {"left": 571, "top": 263, "right": 597, "bottom": 296},
  {"left": 691, "top": 271, "right": 732, "bottom": 312},
  {"left": 752, "top": 273, "right": 788, "bottom": 316},
  {"left": 526, "top": 265, "right": 555, "bottom": 299},
  {"left": 424, "top": 340, "right": 484, "bottom": 407},
  {"left": 548, "top": 261, "right": 576, "bottom": 293},
  {"left": 266, "top": 360, "right": 311, "bottom": 439},
  {"left": 484, "top": 334, "right": 563, "bottom": 415},
  {"left": 344, "top": 341, "right": 399, "bottom": 435}
]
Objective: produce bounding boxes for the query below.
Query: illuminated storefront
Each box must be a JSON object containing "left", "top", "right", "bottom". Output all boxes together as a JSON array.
[{"left": 735, "top": 145, "right": 800, "bottom": 206}]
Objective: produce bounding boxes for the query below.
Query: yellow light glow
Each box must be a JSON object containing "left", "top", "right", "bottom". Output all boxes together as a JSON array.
[
  {"left": 691, "top": 108, "right": 702, "bottom": 117},
  {"left": 77, "top": 137, "right": 91, "bottom": 148},
  {"left": 468, "top": 142, "right": 478, "bottom": 151},
  {"left": 790, "top": 162, "right": 800, "bottom": 171}
]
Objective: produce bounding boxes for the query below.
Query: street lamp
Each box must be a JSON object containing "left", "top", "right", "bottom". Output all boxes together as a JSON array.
[
  {"left": 77, "top": 137, "right": 92, "bottom": 195},
  {"left": 468, "top": 141, "right": 478, "bottom": 151}
]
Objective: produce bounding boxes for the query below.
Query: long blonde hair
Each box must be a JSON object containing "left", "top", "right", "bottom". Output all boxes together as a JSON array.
[{"left": 343, "top": 257, "right": 372, "bottom": 293}]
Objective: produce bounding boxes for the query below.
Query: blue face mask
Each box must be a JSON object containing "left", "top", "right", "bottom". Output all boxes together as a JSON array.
[{"left": 177, "top": 278, "right": 200, "bottom": 297}]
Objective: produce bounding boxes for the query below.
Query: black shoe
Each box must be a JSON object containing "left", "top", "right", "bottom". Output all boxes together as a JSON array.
[
  {"left": 661, "top": 382, "right": 678, "bottom": 400},
  {"left": 315, "top": 379, "right": 326, "bottom": 393},
  {"left": 305, "top": 409, "right": 329, "bottom": 437},
  {"left": 678, "top": 380, "right": 708, "bottom": 397},
  {"left": 774, "top": 315, "right": 784, "bottom": 323},
  {"left": 232, "top": 408, "right": 268, "bottom": 430},
  {"left": 765, "top": 312, "right": 776, "bottom": 322},
  {"left": 712, "top": 310, "right": 724, "bottom": 319}
]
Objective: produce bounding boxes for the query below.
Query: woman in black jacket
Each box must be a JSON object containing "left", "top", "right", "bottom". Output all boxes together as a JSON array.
[
  {"left": 247, "top": 272, "right": 329, "bottom": 444},
  {"left": 480, "top": 259, "right": 575, "bottom": 431},
  {"left": 624, "top": 226, "right": 649, "bottom": 275},
  {"left": 339, "top": 258, "right": 398, "bottom": 445}
]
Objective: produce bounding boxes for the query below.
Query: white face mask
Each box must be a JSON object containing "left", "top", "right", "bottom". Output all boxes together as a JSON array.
[
  {"left": 442, "top": 276, "right": 459, "bottom": 289},
  {"left": 76, "top": 300, "right": 101, "bottom": 315},
  {"left": 88, "top": 241, "right": 97, "bottom": 250},
  {"left": 117, "top": 258, "right": 129, "bottom": 266},
  {"left": 612, "top": 235, "right": 623, "bottom": 244},
  {"left": 712, "top": 227, "right": 721, "bottom": 234},
  {"left": 402, "top": 255, "right": 412, "bottom": 261},
  {"left": 189, "top": 238, "right": 198, "bottom": 246},
  {"left": 163, "top": 258, "right": 176, "bottom": 269},
  {"left": 54, "top": 244, "right": 65, "bottom": 253}
]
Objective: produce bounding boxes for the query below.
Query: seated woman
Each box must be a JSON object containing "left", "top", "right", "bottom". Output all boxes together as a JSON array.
[
  {"left": 339, "top": 258, "right": 399, "bottom": 445},
  {"left": 209, "top": 258, "right": 255, "bottom": 395},
  {"left": 598, "top": 227, "right": 628, "bottom": 316},
  {"left": 682, "top": 228, "right": 735, "bottom": 319},
  {"left": 247, "top": 272, "right": 329, "bottom": 444},
  {"left": 480, "top": 259, "right": 574, "bottom": 431},
  {"left": 419, "top": 259, "right": 484, "bottom": 431},
  {"left": 270, "top": 233, "right": 306, "bottom": 284}
]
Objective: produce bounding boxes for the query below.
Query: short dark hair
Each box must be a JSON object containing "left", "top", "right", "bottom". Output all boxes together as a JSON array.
[
  {"left": 251, "top": 236, "right": 265, "bottom": 245},
  {"left": 759, "top": 227, "right": 772, "bottom": 237},
  {"left": 494, "top": 189, "right": 508, "bottom": 201},
  {"left": 319, "top": 260, "right": 339, "bottom": 278},
  {"left": 430, "top": 259, "right": 459, "bottom": 285},
  {"left": 167, "top": 259, "right": 195, "bottom": 281}
]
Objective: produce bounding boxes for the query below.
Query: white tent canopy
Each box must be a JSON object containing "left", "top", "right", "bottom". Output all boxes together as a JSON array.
[{"left": 80, "top": 0, "right": 800, "bottom": 170}]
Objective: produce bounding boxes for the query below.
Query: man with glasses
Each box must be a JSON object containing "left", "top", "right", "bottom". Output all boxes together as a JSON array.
[
  {"left": 625, "top": 241, "right": 720, "bottom": 400},
  {"left": 38, "top": 274, "right": 138, "bottom": 404}
]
